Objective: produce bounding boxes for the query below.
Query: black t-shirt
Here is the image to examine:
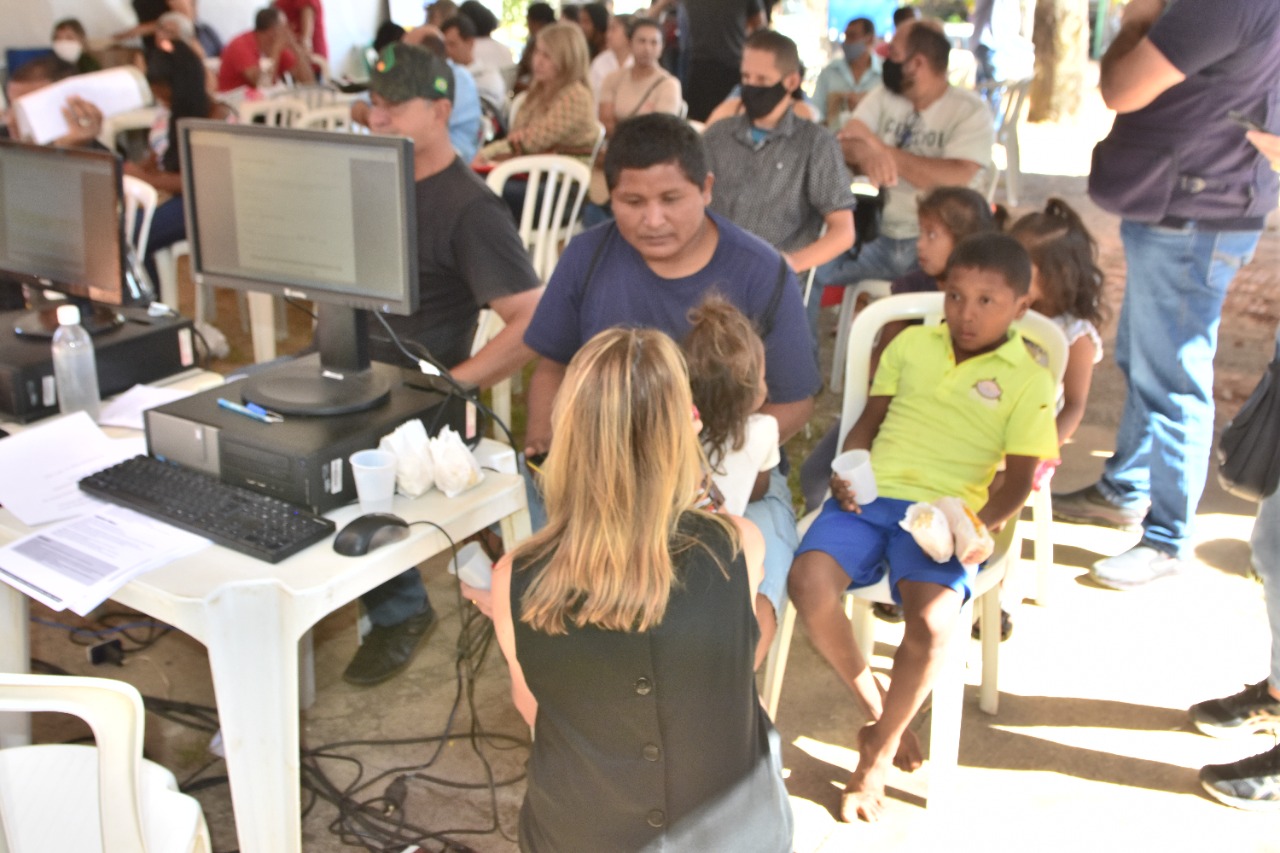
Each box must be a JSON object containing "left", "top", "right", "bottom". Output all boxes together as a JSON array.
[
  {"left": 133, "top": 0, "right": 167, "bottom": 23},
  {"left": 369, "top": 157, "right": 541, "bottom": 369},
  {"left": 684, "top": 0, "right": 763, "bottom": 65}
]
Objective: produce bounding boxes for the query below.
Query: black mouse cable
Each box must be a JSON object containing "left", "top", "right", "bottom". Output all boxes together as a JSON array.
[{"left": 372, "top": 312, "right": 522, "bottom": 463}]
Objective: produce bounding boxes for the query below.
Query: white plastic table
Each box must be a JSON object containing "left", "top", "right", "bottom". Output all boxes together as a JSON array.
[{"left": 0, "top": 413, "right": 530, "bottom": 853}]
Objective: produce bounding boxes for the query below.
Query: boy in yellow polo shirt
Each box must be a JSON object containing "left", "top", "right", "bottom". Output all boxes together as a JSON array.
[{"left": 788, "top": 233, "right": 1059, "bottom": 824}]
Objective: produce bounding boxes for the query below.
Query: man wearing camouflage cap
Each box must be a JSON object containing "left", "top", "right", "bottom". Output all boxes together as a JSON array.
[{"left": 344, "top": 42, "right": 543, "bottom": 686}]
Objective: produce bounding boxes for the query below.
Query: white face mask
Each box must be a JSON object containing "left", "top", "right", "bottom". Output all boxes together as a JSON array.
[{"left": 52, "top": 39, "right": 83, "bottom": 63}]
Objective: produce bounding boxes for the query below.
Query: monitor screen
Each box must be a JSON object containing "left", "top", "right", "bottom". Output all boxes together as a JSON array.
[
  {"left": 0, "top": 139, "right": 131, "bottom": 334},
  {"left": 178, "top": 119, "right": 420, "bottom": 416}
]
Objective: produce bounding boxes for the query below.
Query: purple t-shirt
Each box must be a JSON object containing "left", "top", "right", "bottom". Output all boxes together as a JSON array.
[{"left": 525, "top": 211, "right": 820, "bottom": 405}]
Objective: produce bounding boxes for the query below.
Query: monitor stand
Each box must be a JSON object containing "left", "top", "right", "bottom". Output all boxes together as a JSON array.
[
  {"left": 239, "top": 303, "right": 391, "bottom": 416},
  {"left": 11, "top": 302, "right": 125, "bottom": 338}
]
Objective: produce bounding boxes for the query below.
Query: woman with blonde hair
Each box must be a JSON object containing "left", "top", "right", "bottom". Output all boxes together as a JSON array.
[
  {"left": 476, "top": 22, "right": 598, "bottom": 164},
  {"left": 492, "top": 327, "right": 794, "bottom": 852}
]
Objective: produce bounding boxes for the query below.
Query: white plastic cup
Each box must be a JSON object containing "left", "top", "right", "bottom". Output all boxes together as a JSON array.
[
  {"left": 832, "top": 449, "right": 877, "bottom": 504},
  {"left": 350, "top": 449, "right": 397, "bottom": 514}
]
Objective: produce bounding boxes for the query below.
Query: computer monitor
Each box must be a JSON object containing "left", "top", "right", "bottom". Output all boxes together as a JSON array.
[
  {"left": 0, "top": 138, "right": 136, "bottom": 336},
  {"left": 177, "top": 118, "right": 420, "bottom": 416}
]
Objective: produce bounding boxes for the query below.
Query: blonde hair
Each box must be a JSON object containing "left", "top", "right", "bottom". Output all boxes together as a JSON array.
[
  {"left": 514, "top": 327, "right": 738, "bottom": 635},
  {"left": 526, "top": 22, "right": 590, "bottom": 110}
]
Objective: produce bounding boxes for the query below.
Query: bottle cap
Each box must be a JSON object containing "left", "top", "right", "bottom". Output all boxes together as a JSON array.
[{"left": 56, "top": 304, "right": 81, "bottom": 326}]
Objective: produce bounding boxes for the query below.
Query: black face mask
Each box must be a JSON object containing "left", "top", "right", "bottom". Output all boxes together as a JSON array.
[
  {"left": 740, "top": 82, "right": 789, "bottom": 121},
  {"left": 882, "top": 59, "right": 905, "bottom": 94}
]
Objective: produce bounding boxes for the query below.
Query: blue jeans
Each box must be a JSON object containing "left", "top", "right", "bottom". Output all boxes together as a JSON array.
[
  {"left": 142, "top": 196, "right": 187, "bottom": 291},
  {"left": 1098, "top": 220, "right": 1260, "bottom": 557},
  {"left": 808, "top": 235, "right": 918, "bottom": 339},
  {"left": 1254, "top": 486, "right": 1280, "bottom": 691},
  {"left": 361, "top": 569, "right": 429, "bottom": 627}
]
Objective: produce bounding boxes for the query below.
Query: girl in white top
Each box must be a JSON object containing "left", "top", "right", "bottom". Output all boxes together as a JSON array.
[
  {"left": 1009, "top": 198, "right": 1107, "bottom": 455},
  {"left": 682, "top": 295, "right": 779, "bottom": 516}
]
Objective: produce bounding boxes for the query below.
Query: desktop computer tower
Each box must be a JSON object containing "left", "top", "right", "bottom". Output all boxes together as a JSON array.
[
  {"left": 0, "top": 308, "right": 196, "bottom": 422},
  {"left": 144, "top": 358, "right": 477, "bottom": 514}
]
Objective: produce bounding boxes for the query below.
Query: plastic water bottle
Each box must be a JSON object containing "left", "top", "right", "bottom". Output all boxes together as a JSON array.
[{"left": 51, "top": 304, "right": 101, "bottom": 421}]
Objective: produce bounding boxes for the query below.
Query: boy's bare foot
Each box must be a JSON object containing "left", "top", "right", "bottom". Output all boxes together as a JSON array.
[
  {"left": 893, "top": 727, "right": 922, "bottom": 772},
  {"left": 841, "top": 724, "right": 892, "bottom": 822}
]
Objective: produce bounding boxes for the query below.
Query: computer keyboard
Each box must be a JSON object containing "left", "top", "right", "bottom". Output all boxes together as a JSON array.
[{"left": 79, "top": 455, "right": 336, "bottom": 563}]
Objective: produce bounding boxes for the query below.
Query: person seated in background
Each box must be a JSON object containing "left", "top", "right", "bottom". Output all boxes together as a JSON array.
[
  {"left": 155, "top": 11, "right": 218, "bottom": 94},
  {"left": 125, "top": 40, "right": 235, "bottom": 289},
  {"left": 426, "top": 0, "right": 458, "bottom": 28},
  {"left": 597, "top": 17, "right": 679, "bottom": 137},
  {"left": 345, "top": 43, "right": 542, "bottom": 686},
  {"left": 52, "top": 19, "right": 103, "bottom": 75},
  {"left": 788, "top": 233, "right": 1058, "bottom": 824},
  {"left": 357, "top": 27, "right": 483, "bottom": 164},
  {"left": 441, "top": 15, "right": 506, "bottom": 109},
  {"left": 2, "top": 56, "right": 103, "bottom": 147},
  {"left": 703, "top": 30, "right": 854, "bottom": 278},
  {"left": 171, "top": 0, "right": 223, "bottom": 58},
  {"left": 475, "top": 22, "right": 596, "bottom": 165},
  {"left": 813, "top": 17, "right": 880, "bottom": 129},
  {"left": 521, "top": 113, "right": 820, "bottom": 667},
  {"left": 275, "top": 0, "right": 327, "bottom": 60},
  {"left": 560, "top": 3, "right": 581, "bottom": 25},
  {"left": 704, "top": 68, "right": 818, "bottom": 127},
  {"left": 459, "top": 0, "right": 515, "bottom": 71},
  {"left": 577, "top": 2, "right": 610, "bottom": 58},
  {"left": 516, "top": 2, "right": 558, "bottom": 92},
  {"left": 216, "top": 6, "right": 315, "bottom": 91},
  {"left": 588, "top": 12, "right": 631, "bottom": 102},
  {"left": 492, "top": 327, "right": 793, "bottom": 852},
  {"left": 811, "top": 17, "right": 992, "bottom": 331}
]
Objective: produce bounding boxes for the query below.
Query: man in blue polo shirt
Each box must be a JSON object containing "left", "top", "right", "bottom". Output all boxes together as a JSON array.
[{"left": 523, "top": 113, "right": 821, "bottom": 663}]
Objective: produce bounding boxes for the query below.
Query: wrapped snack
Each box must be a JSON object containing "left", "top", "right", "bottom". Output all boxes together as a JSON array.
[
  {"left": 379, "top": 419, "right": 435, "bottom": 497},
  {"left": 934, "top": 496, "right": 995, "bottom": 565},
  {"left": 431, "top": 426, "right": 484, "bottom": 498},
  {"left": 899, "top": 502, "right": 953, "bottom": 563}
]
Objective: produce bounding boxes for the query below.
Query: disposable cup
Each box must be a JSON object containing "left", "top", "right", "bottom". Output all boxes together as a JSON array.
[
  {"left": 832, "top": 449, "right": 877, "bottom": 504},
  {"left": 350, "top": 449, "right": 397, "bottom": 514}
]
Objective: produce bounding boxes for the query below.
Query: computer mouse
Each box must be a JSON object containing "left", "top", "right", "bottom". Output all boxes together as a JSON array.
[{"left": 333, "top": 513, "right": 410, "bottom": 557}]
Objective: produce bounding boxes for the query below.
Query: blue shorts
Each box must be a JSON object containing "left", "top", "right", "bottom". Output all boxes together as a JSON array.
[{"left": 795, "top": 496, "right": 974, "bottom": 605}]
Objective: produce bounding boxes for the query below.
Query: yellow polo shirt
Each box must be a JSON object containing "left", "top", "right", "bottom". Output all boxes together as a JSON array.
[{"left": 868, "top": 323, "right": 1060, "bottom": 512}]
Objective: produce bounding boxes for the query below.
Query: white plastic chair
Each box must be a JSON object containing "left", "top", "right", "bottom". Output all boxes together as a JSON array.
[
  {"left": 829, "top": 278, "right": 893, "bottom": 392},
  {"left": 0, "top": 673, "right": 210, "bottom": 853},
  {"left": 154, "top": 241, "right": 278, "bottom": 364},
  {"left": 981, "top": 78, "right": 1032, "bottom": 207},
  {"left": 122, "top": 175, "right": 158, "bottom": 272},
  {"left": 760, "top": 292, "right": 1066, "bottom": 807},
  {"left": 470, "top": 308, "right": 511, "bottom": 436},
  {"left": 486, "top": 154, "right": 592, "bottom": 282}
]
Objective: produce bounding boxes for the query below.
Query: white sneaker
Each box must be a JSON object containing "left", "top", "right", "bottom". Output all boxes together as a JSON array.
[{"left": 1090, "top": 544, "right": 1182, "bottom": 590}]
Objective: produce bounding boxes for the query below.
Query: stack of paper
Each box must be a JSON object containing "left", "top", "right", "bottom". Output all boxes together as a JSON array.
[
  {"left": 0, "top": 412, "right": 211, "bottom": 615},
  {"left": 12, "top": 66, "right": 150, "bottom": 145}
]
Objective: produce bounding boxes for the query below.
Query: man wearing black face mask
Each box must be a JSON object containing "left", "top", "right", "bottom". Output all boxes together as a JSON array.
[
  {"left": 814, "top": 17, "right": 880, "bottom": 130},
  {"left": 702, "top": 30, "right": 855, "bottom": 278},
  {"left": 810, "top": 18, "right": 992, "bottom": 328}
]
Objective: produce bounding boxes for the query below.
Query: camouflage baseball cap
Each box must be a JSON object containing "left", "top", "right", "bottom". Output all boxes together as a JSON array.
[{"left": 369, "top": 43, "right": 455, "bottom": 104}]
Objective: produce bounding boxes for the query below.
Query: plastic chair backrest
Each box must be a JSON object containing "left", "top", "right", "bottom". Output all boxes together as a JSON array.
[
  {"left": 0, "top": 674, "right": 147, "bottom": 852},
  {"left": 485, "top": 154, "right": 591, "bottom": 281},
  {"left": 979, "top": 78, "right": 1031, "bottom": 144},
  {"left": 237, "top": 96, "right": 308, "bottom": 127},
  {"left": 121, "top": 175, "right": 158, "bottom": 262},
  {"left": 837, "top": 291, "right": 1068, "bottom": 447},
  {"left": 298, "top": 103, "right": 354, "bottom": 131}
]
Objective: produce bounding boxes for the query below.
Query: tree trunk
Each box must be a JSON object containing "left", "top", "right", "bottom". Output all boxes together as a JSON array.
[{"left": 1029, "top": 0, "right": 1089, "bottom": 122}]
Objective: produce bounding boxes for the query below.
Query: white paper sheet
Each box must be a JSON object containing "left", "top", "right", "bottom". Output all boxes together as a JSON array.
[
  {"left": 0, "top": 504, "right": 210, "bottom": 615},
  {"left": 97, "top": 384, "right": 193, "bottom": 431},
  {"left": 13, "top": 66, "right": 149, "bottom": 144},
  {"left": 0, "top": 412, "right": 143, "bottom": 526}
]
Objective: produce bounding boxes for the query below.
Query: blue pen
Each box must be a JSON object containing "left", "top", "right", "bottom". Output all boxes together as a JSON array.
[{"left": 217, "top": 398, "right": 283, "bottom": 423}]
